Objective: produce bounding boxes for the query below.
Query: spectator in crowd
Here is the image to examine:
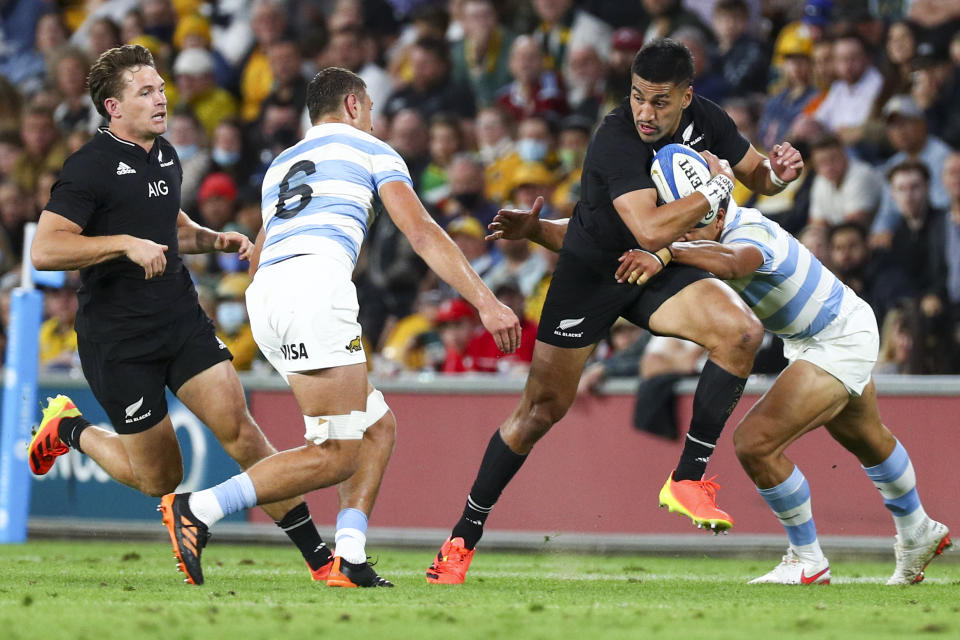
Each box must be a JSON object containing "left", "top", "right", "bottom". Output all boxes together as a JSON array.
[
  {"left": 944, "top": 152, "right": 960, "bottom": 306},
  {"left": 420, "top": 114, "right": 464, "bottom": 206},
  {"left": 801, "top": 36, "right": 834, "bottom": 118},
  {"left": 240, "top": 0, "right": 288, "bottom": 121},
  {"left": 39, "top": 276, "right": 80, "bottom": 372},
  {"left": 527, "top": 0, "right": 611, "bottom": 73},
  {"left": 386, "top": 108, "right": 430, "bottom": 189},
  {"left": 0, "top": 181, "right": 21, "bottom": 270},
  {"left": 173, "top": 15, "right": 235, "bottom": 92},
  {"left": 910, "top": 37, "right": 960, "bottom": 148},
  {"left": 552, "top": 114, "right": 592, "bottom": 218},
  {"left": 475, "top": 106, "right": 514, "bottom": 167},
  {"left": 0, "top": 3, "right": 56, "bottom": 93},
  {"left": 434, "top": 297, "right": 480, "bottom": 373},
  {"left": 319, "top": 26, "right": 393, "bottom": 113},
  {"left": 464, "top": 280, "right": 536, "bottom": 373},
  {"left": 212, "top": 272, "right": 258, "bottom": 371},
  {"left": 607, "top": 27, "right": 644, "bottom": 101},
  {"left": 873, "top": 162, "right": 950, "bottom": 366},
  {"left": 871, "top": 95, "right": 953, "bottom": 237},
  {"left": 451, "top": 0, "right": 514, "bottom": 107},
  {"left": 173, "top": 47, "right": 239, "bottom": 138},
  {"left": 86, "top": 17, "right": 123, "bottom": 59},
  {"left": 885, "top": 160, "right": 947, "bottom": 306},
  {"left": 879, "top": 20, "right": 918, "bottom": 101},
  {"left": 495, "top": 34, "right": 567, "bottom": 122},
  {"left": 808, "top": 132, "right": 883, "bottom": 228},
  {"left": 0, "top": 132, "right": 22, "bottom": 182},
  {"left": 828, "top": 221, "right": 909, "bottom": 324},
  {"left": 208, "top": 118, "right": 251, "bottom": 183},
  {"left": 247, "top": 96, "right": 301, "bottom": 183},
  {"left": 383, "top": 36, "right": 476, "bottom": 122},
  {"left": 563, "top": 43, "right": 609, "bottom": 122},
  {"left": 797, "top": 224, "right": 830, "bottom": 267},
  {"left": 671, "top": 27, "right": 727, "bottom": 105},
  {"left": 448, "top": 215, "right": 500, "bottom": 281},
  {"left": 12, "top": 103, "right": 67, "bottom": 194},
  {"left": 167, "top": 111, "right": 211, "bottom": 218},
  {"left": 379, "top": 288, "right": 445, "bottom": 372},
  {"left": 50, "top": 47, "right": 101, "bottom": 136},
  {"left": 758, "top": 28, "right": 817, "bottom": 151},
  {"left": 875, "top": 302, "right": 920, "bottom": 375},
  {"left": 434, "top": 154, "right": 498, "bottom": 228},
  {"left": 140, "top": 0, "right": 177, "bottom": 44},
  {"left": 265, "top": 39, "right": 307, "bottom": 116},
  {"left": 712, "top": 0, "right": 769, "bottom": 97},
  {"left": 639, "top": 0, "right": 714, "bottom": 46},
  {"left": 577, "top": 318, "right": 649, "bottom": 396},
  {"left": 813, "top": 32, "right": 884, "bottom": 145}
]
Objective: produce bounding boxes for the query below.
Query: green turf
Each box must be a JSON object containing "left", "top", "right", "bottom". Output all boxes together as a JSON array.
[{"left": 0, "top": 541, "right": 957, "bottom": 640}]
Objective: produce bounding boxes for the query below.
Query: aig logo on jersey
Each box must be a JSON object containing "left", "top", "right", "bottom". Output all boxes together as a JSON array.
[
  {"left": 148, "top": 180, "right": 168, "bottom": 197},
  {"left": 281, "top": 342, "right": 309, "bottom": 360}
]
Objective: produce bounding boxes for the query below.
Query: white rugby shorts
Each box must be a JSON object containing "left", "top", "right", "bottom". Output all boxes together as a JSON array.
[
  {"left": 246, "top": 253, "right": 366, "bottom": 380},
  {"left": 782, "top": 290, "right": 879, "bottom": 396}
]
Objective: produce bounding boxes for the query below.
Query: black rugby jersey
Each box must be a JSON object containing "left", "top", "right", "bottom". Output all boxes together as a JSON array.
[
  {"left": 45, "top": 127, "right": 198, "bottom": 341},
  {"left": 565, "top": 95, "right": 750, "bottom": 273}
]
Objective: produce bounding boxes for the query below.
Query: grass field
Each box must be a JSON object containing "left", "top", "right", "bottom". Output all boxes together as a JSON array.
[{"left": 0, "top": 541, "right": 957, "bottom": 640}]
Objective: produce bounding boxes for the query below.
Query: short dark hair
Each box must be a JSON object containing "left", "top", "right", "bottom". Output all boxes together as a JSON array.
[
  {"left": 829, "top": 221, "right": 867, "bottom": 244},
  {"left": 631, "top": 38, "right": 694, "bottom": 87},
  {"left": 809, "top": 132, "right": 843, "bottom": 153},
  {"left": 715, "top": 0, "right": 749, "bottom": 16},
  {"left": 306, "top": 67, "right": 367, "bottom": 123},
  {"left": 87, "top": 44, "right": 156, "bottom": 120},
  {"left": 413, "top": 36, "right": 451, "bottom": 66},
  {"left": 887, "top": 159, "right": 930, "bottom": 184}
]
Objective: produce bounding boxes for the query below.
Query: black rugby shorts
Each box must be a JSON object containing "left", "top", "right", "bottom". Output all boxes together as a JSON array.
[
  {"left": 536, "top": 249, "right": 714, "bottom": 348},
  {"left": 77, "top": 304, "right": 233, "bottom": 434}
]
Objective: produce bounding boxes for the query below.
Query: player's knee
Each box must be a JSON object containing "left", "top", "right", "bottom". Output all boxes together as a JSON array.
[
  {"left": 511, "top": 395, "right": 570, "bottom": 450},
  {"left": 139, "top": 469, "right": 183, "bottom": 497},
  {"left": 307, "top": 439, "right": 361, "bottom": 483},
  {"left": 227, "top": 418, "right": 277, "bottom": 469},
  {"left": 722, "top": 309, "right": 763, "bottom": 355},
  {"left": 733, "top": 422, "right": 776, "bottom": 470}
]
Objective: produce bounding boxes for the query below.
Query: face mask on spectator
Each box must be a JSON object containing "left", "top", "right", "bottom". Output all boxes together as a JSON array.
[
  {"left": 213, "top": 148, "right": 241, "bottom": 167},
  {"left": 175, "top": 144, "right": 198, "bottom": 161},
  {"left": 516, "top": 138, "right": 548, "bottom": 163},
  {"left": 216, "top": 301, "right": 247, "bottom": 335},
  {"left": 558, "top": 148, "right": 581, "bottom": 171}
]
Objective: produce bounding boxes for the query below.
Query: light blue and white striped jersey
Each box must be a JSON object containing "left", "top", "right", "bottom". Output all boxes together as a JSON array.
[
  {"left": 721, "top": 204, "right": 848, "bottom": 340},
  {"left": 258, "top": 122, "right": 413, "bottom": 269}
]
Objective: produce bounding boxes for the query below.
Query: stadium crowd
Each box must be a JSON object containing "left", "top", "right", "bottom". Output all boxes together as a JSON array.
[{"left": 2, "top": 0, "right": 959, "bottom": 379}]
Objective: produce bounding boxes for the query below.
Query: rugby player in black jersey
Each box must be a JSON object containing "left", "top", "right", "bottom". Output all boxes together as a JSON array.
[{"left": 427, "top": 39, "right": 804, "bottom": 584}]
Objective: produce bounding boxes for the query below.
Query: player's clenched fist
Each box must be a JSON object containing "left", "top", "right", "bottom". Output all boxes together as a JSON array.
[
  {"left": 770, "top": 141, "right": 803, "bottom": 184},
  {"left": 478, "top": 301, "right": 522, "bottom": 354},
  {"left": 125, "top": 236, "right": 168, "bottom": 279}
]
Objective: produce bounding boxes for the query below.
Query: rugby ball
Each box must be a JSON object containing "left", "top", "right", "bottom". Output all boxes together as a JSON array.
[{"left": 650, "top": 143, "right": 716, "bottom": 227}]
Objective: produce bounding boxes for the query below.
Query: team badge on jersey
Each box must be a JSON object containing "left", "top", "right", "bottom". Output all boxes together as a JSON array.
[{"left": 346, "top": 336, "right": 363, "bottom": 353}]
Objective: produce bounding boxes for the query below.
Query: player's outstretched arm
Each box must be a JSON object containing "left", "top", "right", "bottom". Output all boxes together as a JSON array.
[
  {"left": 668, "top": 240, "right": 763, "bottom": 280},
  {"left": 485, "top": 196, "right": 569, "bottom": 252},
  {"left": 32, "top": 210, "right": 168, "bottom": 279},
  {"left": 176, "top": 211, "right": 253, "bottom": 260},
  {"left": 379, "top": 180, "right": 521, "bottom": 354}
]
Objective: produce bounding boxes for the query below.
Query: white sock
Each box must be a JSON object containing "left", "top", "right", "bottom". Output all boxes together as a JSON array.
[
  {"left": 791, "top": 541, "right": 826, "bottom": 565},
  {"left": 188, "top": 489, "right": 225, "bottom": 527},
  {"left": 334, "top": 528, "right": 367, "bottom": 564}
]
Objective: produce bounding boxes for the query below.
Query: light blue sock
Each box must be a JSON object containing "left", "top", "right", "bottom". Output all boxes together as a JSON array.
[
  {"left": 863, "top": 440, "right": 928, "bottom": 540},
  {"left": 757, "top": 466, "right": 823, "bottom": 562},
  {"left": 335, "top": 508, "right": 369, "bottom": 564},
  {"left": 188, "top": 472, "right": 258, "bottom": 527}
]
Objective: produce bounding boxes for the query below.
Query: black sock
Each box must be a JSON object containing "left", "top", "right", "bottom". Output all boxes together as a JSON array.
[
  {"left": 673, "top": 359, "right": 746, "bottom": 481},
  {"left": 451, "top": 430, "right": 527, "bottom": 549},
  {"left": 58, "top": 416, "right": 92, "bottom": 453},
  {"left": 275, "top": 502, "right": 331, "bottom": 571}
]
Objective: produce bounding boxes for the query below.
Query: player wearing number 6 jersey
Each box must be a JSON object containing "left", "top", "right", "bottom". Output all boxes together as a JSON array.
[{"left": 160, "top": 67, "right": 521, "bottom": 587}]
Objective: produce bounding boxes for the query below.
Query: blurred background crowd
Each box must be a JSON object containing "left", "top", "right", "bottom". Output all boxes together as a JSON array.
[{"left": 1, "top": 0, "right": 959, "bottom": 389}]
